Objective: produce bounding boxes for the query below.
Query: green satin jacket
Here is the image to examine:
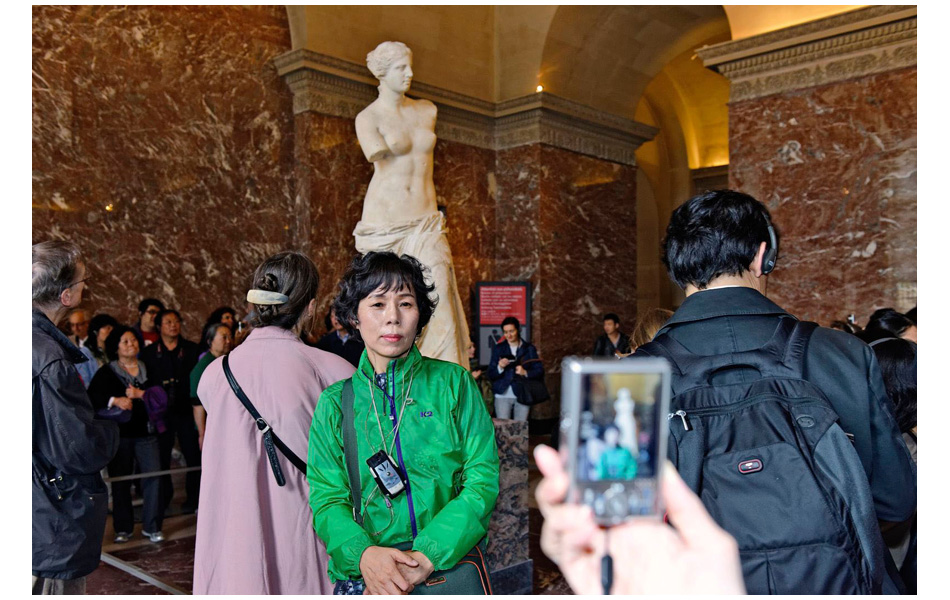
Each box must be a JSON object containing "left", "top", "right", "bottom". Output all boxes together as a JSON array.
[{"left": 307, "top": 345, "right": 500, "bottom": 582}]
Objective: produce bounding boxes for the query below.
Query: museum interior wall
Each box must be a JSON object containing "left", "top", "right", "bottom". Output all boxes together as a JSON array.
[
  {"left": 33, "top": 5, "right": 916, "bottom": 398},
  {"left": 32, "top": 5, "right": 296, "bottom": 329},
  {"left": 700, "top": 5, "right": 917, "bottom": 323}
]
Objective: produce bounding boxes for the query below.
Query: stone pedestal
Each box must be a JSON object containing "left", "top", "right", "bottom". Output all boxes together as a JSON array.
[{"left": 488, "top": 418, "right": 531, "bottom": 594}]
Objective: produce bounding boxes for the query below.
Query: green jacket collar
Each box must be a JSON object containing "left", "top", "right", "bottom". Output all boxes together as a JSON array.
[{"left": 356, "top": 344, "right": 423, "bottom": 387}]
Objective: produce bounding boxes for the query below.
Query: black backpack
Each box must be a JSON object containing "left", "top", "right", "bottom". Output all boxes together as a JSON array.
[{"left": 638, "top": 317, "right": 887, "bottom": 594}]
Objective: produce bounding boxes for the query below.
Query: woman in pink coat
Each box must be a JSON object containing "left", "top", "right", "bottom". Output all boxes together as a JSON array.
[{"left": 193, "top": 252, "right": 355, "bottom": 594}]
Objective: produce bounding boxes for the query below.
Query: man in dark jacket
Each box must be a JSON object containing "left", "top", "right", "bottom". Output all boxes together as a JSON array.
[
  {"left": 634, "top": 190, "right": 915, "bottom": 593},
  {"left": 592, "top": 312, "right": 632, "bottom": 357},
  {"left": 32, "top": 241, "right": 119, "bottom": 593}
]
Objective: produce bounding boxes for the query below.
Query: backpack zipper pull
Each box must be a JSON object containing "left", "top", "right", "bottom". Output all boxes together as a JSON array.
[{"left": 668, "top": 410, "right": 691, "bottom": 431}]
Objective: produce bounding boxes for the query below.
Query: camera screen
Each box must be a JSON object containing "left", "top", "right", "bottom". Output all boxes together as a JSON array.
[{"left": 575, "top": 371, "right": 661, "bottom": 515}]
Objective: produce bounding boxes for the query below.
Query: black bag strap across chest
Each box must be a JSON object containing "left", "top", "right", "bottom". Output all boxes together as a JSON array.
[
  {"left": 222, "top": 355, "right": 307, "bottom": 486},
  {"left": 641, "top": 317, "right": 817, "bottom": 394},
  {"left": 341, "top": 379, "right": 364, "bottom": 525}
]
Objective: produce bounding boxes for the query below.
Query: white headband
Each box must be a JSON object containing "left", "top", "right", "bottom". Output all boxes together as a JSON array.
[{"left": 247, "top": 289, "right": 289, "bottom": 305}]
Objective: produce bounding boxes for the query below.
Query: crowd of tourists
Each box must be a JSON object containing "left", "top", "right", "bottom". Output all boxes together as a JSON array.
[{"left": 33, "top": 188, "right": 915, "bottom": 595}]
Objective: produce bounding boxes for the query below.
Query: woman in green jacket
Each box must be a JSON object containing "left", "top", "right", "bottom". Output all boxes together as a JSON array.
[{"left": 308, "top": 252, "right": 500, "bottom": 595}]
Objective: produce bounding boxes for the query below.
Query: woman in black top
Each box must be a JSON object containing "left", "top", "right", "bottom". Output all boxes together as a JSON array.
[{"left": 88, "top": 326, "right": 166, "bottom": 543}]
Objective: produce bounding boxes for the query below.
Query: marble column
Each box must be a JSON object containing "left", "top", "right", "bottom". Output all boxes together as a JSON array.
[
  {"left": 32, "top": 5, "right": 296, "bottom": 330},
  {"left": 494, "top": 145, "right": 639, "bottom": 420},
  {"left": 699, "top": 5, "right": 917, "bottom": 323}
]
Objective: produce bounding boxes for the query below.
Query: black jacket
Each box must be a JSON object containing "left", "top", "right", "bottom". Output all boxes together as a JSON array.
[
  {"left": 487, "top": 340, "right": 544, "bottom": 402},
  {"left": 315, "top": 330, "right": 364, "bottom": 368},
  {"left": 87, "top": 362, "right": 154, "bottom": 438},
  {"left": 635, "top": 287, "right": 916, "bottom": 523},
  {"left": 32, "top": 309, "right": 118, "bottom": 578},
  {"left": 593, "top": 332, "right": 632, "bottom": 357},
  {"left": 140, "top": 337, "right": 199, "bottom": 417}
]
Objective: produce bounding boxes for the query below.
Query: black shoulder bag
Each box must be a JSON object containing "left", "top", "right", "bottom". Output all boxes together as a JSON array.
[
  {"left": 222, "top": 355, "right": 306, "bottom": 486},
  {"left": 340, "top": 380, "right": 492, "bottom": 594}
]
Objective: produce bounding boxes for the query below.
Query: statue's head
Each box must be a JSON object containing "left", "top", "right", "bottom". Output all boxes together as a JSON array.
[{"left": 367, "top": 41, "right": 413, "bottom": 91}]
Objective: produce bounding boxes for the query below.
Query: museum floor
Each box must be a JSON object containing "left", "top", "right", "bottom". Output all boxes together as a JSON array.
[{"left": 85, "top": 435, "right": 571, "bottom": 595}]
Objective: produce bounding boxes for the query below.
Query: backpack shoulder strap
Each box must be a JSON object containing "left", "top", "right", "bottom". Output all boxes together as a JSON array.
[
  {"left": 641, "top": 316, "right": 809, "bottom": 392},
  {"left": 222, "top": 355, "right": 307, "bottom": 486},
  {"left": 780, "top": 320, "right": 818, "bottom": 379},
  {"left": 341, "top": 379, "right": 364, "bottom": 525}
]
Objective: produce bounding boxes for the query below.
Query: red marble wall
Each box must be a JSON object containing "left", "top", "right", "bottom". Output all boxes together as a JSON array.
[
  {"left": 32, "top": 5, "right": 295, "bottom": 333},
  {"left": 729, "top": 67, "right": 917, "bottom": 324},
  {"left": 495, "top": 145, "right": 638, "bottom": 418}
]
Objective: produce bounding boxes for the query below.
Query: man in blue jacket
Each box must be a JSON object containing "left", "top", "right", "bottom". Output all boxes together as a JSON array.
[{"left": 33, "top": 241, "right": 118, "bottom": 594}]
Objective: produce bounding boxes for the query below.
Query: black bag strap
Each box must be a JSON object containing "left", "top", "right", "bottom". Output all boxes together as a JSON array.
[
  {"left": 222, "top": 355, "right": 307, "bottom": 486},
  {"left": 341, "top": 379, "right": 364, "bottom": 525},
  {"left": 642, "top": 317, "right": 818, "bottom": 393}
]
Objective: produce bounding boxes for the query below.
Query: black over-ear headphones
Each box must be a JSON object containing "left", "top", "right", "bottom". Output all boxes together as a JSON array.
[{"left": 761, "top": 217, "right": 778, "bottom": 275}]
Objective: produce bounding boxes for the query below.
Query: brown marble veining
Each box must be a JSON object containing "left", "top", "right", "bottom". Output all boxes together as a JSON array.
[
  {"left": 489, "top": 418, "right": 530, "bottom": 570},
  {"left": 493, "top": 144, "right": 638, "bottom": 418},
  {"left": 729, "top": 67, "right": 917, "bottom": 324},
  {"left": 33, "top": 5, "right": 295, "bottom": 330}
]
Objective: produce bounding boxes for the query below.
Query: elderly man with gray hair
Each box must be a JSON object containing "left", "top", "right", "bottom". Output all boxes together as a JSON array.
[{"left": 32, "top": 240, "right": 118, "bottom": 594}]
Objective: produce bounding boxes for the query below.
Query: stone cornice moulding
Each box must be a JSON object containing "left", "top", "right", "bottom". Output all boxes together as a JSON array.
[
  {"left": 274, "top": 49, "right": 657, "bottom": 166},
  {"left": 697, "top": 5, "right": 916, "bottom": 102}
]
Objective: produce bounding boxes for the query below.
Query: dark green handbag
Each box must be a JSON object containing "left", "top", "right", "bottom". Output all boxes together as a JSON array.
[{"left": 342, "top": 381, "right": 493, "bottom": 595}]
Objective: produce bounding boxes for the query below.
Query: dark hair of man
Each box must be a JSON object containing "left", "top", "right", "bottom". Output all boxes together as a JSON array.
[
  {"left": 32, "top": 240, "right": 85, "bottom": 307},
  {"left": 865, "top": 308, "right": 913, "bottom": 339},
  {"left": 138, "top": 298, "right": 166, "bottom": 314},
  {"left": 205, "top": 306, "right": 236, "bottom": 330},
  {"left": 870, "top": 338, "right": 916, "bottom": 434},
  {"left": 202, "top": 322, "right": 228, "bottom": 350},
  {"left": 332, "top": 251, "right": 437, "bottom": 337},
  {"left": 324, "top": 309, "right": 334, "bottom": 332},
  {"left": 104, "top": 325, "right": 137, "bottom": 362},
  {"left": 662, "top": 189, "right": 778, "bottom": 290},
  {"left": 603, "top": 313, "right": 620, "bottom": 325},
  {"left": 905, "top": 306, "right": 916, "bottom": 325},
  {"left": 501, "top": 316, "right": 520, "bottom": 332},
  {"left": 85, "top": 314, "right": 119, "bottom": 349},
  {"left": 248, "top": 251, "right": 320, "bottom": 331}
]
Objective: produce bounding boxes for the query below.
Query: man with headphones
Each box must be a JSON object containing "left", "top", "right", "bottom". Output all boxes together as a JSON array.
[{"left": 531, "top": 190, "right": 917, "bottom": 593}]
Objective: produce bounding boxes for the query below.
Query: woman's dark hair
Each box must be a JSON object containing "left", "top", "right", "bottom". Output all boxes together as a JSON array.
[
  {"left": 905, "top": 306, "right": 916, "bottom": 325},
  {"left": 862, "top": 308, "right": 914, "bottom": 341},
  {"left": 84, "top": 313, "right": 119, "bottom": 350},
  {"left": 105, "top": 325, "right": 137, "bottom": 362},
  {"left": 205, "top": 306, "right": 236, "bottom": 330},
  {"left": 202, "top": 322, "right": 229, "bottom": 350},
  {"left": 248, "top": 251, "right": 320, "bottom": 331},
  {"left": 870, "top": 338, "right": 916, "bottom": 433},
  {"left": 332, "top": 252, "right": 437, "bottom": 336},
  {"left": 662, "top": 189, "right": 777, "bottom": 289},
  {"left": 501, "top": 316, "right": 520, "bottom": 332}
]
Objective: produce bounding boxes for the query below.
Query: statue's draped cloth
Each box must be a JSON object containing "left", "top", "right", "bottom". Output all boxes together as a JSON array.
[{"left": 353, "top": 212, "right": 469, "bottom": 367}]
